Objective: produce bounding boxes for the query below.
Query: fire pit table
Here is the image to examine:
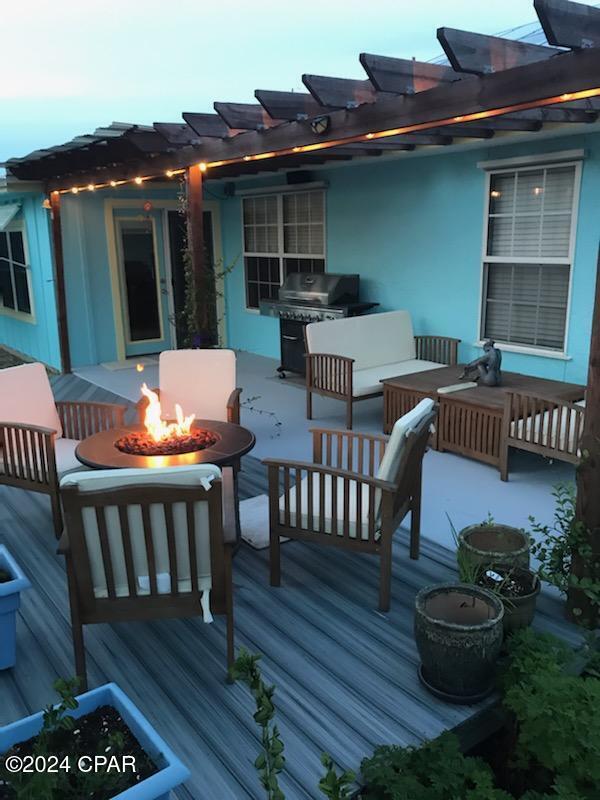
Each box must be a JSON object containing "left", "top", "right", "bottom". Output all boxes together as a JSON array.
[{"left": 75, "top": 419, "right": 255, "bottom": 544}]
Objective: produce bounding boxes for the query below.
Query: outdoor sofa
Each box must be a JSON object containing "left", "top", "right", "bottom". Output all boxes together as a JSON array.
[{"left": 305, "top": 310, "right": 460, "bottom": 428}]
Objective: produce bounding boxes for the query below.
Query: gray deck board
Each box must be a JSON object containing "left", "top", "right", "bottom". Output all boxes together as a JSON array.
[{"left": 0, "top": 374, "right": 582, "bottom": 799}]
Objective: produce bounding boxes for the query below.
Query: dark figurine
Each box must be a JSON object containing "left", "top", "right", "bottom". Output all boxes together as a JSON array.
[{"left": 459, "top": 339, "right": 502, "bottom": 387}]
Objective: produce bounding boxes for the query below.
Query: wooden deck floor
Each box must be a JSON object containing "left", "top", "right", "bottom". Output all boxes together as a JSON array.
[{"left": 0, "top": 375, "right": 581, "bottom": 799}]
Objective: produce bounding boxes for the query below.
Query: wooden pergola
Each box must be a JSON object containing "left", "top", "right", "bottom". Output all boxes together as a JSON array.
[{"left": 4, "top": 0, "right": 600, "bottom": 623}]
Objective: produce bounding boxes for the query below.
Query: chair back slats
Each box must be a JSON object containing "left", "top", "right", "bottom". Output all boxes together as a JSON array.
[
  {"left": 311, "top": 428, "right": 387, "bottom": 476},
  {"left": 506, "top": 391, "right": 585, "bottom": 458},
  {"left": 61, "top": 482, "right": 223, "bottom": 607},
  {"left": 56, "top": 401, "right": 126, "bottom": 441},
  {"left": 306, "top": 470, "right": 314, "bottom": 530},
  {"left": 0, "top": 423, "right": 53, "bottom": 486},
  {"left": 318, "top": 471, "right": 326, "bottom": 533},
  {"left": 95, "top": 507, "right": 117, "bottom": 600},
  {"left": 332, "top": 475, "right": 339, "bottom": 536},
  {"left": 294, "top": 468, "right": 302, "bottom": 530},
  {"left": 164, "top": 502, "right": 179, "bottom": 593},
  {"left": 117, "top": 505, "right": 137, "bottom": 596}
]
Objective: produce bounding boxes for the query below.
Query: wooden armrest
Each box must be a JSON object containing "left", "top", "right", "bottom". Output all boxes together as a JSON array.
[
  {"left": 305, "top": 353, "right": 355, "bottom": 365},
  {"left": 0, "top": 420, "right": 57, "bottom": 436},
  {"left": 262, "top": 457, "right": 396, "bottom": 493},
  {"left": 305, "top": 353, "right": 354, "bottom": 397},
  {"left": 56, "top": 400, "right": 127, "bottom": 439},
  {"left": 221, "top": 466, "right": 237, "bottom": 544},
  {"left": 57, "top": 531, "right": 70, "bottom": 555},
  {"left": 414, "top": 335, "right": 461, "bottom": 366},
  {"left": 227, "top": 388, "right": 242, "bottom": 425}
]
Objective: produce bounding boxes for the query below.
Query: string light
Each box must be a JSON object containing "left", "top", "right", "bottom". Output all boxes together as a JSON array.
[
  {"left": 87, "top": 184, "right": 95, "bottom": 191},
  {"left": 51, "top": 85, "right": 600, "bottom": 195}
]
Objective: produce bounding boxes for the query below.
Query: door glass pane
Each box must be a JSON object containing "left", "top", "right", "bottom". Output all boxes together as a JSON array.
[{"left": 119, "top": 220, "right": 161, "bottom": 342}]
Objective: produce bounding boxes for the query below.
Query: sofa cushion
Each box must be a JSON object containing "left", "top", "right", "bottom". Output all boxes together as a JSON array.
[
  {"left": 352, "top": 360, "right": 445, "bottom": 397},
  {"left": 510, "top": 400, "right": 585, "bottom": 454},
  {"left": 279, "top": 474, "right": 376, "bottom": 541},
  {"left": 377, "top": 399, "right": 435, "bottom": 486},
  {"left": 159, "top": 349, "right": 236, "bottom": 423},
  {"left": 305, "top": 311, "right": 416, "bottom": 370},
  {"left": 55, "top": 439, "right": 89, "bottom": 478},
  {"left": 0, "top": 362, "right": 62, "bottom": 437}
]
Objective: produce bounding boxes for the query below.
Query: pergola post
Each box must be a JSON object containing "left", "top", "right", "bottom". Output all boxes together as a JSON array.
[
  {"left": 49, "top": 191, "right": 71, "bottom": 374},
  {"left": 185, "top": 164, "right": 213, "bottom": 347},
  {"left": 570, "top": 248, "right": 600, "bottom": 627}
]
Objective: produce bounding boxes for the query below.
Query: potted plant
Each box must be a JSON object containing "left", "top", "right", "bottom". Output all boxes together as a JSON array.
[
  {"left": 414, "top": 582, "right": 504, "bottom": 704},
  {"left": 0, "top": 678, "right": 190, "bottom": 799},
  {"left": 451, "top": 517, "right": 540, "bottom": 634},
  {"left": 458, "top": 515, "right": 530, "bottom": 571},
  {"left": 0, "top": 545, "right": 31, "bottom": 670}
]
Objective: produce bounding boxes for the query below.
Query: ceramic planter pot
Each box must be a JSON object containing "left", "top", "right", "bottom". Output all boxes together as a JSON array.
[
  {"left": 0, "top": 546, "right": 31, "bottom": 670},
  {"left": 458, "top": 524, "right": 530, "bottom": 570},
  {"left": 0, "top": 683, "right": 190, "bottom": 799},
  {"left": 415, "top": 583, "right": 504, "bottom": 704},
  {"left": 496, "top": 567, "right": 541, "bottom": 634}
]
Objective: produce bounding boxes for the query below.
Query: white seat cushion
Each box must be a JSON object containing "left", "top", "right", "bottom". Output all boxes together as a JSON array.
[
  {"left": 510, "top": 400, "right": 585, "bottom": 453},
  {"left": 159, "top": 349, "right": 236, "bottom": 423},
  {"left": 279, "top": 474, "right": 375, "bottom": 541},
  {"left": 376, "top": 398, "right": 435, "bottom": 485},
  {"left": 0, "top": 362, "right": 62, "bottom": 436},
  {"left": 352, "top": 360, "right": 445, "bottom": 397},
  {"left": 60, "top": 464, "right": 221, "bottom": 602},
  {"left": 306, "top": 310, "right": 416, "bottom": 370},
  {"left": 55, "top": 438, "right": 88, "bottom": 478}
]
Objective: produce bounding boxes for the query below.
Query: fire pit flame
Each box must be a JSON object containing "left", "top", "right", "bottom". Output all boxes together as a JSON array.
[{"left": 140, "top": 383, "right": 196, "bottom": 442}]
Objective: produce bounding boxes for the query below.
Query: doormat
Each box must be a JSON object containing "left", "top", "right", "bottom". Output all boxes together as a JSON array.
[
  {"left": 240, "top": 494, "right": 290, "bottom": 550},
  {"left": 101, "top": 356, "right": 158, "bottom": 371}
]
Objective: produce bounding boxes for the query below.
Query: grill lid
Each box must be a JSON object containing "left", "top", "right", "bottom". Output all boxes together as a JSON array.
[{"left": 279, "top": 272, "right": 359, "bottom": 305}]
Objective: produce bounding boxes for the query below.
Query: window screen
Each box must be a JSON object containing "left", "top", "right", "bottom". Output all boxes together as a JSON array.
[{"left": 481, "top": 164, "right": 577, "bottom": 351}]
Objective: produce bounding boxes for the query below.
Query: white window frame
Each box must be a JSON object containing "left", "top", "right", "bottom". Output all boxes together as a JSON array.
[
  {"left": 477, "top": 160, "right": 582, "bottom": 358},
  {"left": 0, "top": 219, "right": 35, "bottom": 323},
  {"left": 241, "top": 189, "right": 327, "bottom": 312}
]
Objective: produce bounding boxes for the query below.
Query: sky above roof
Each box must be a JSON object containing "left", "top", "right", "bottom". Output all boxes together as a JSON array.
[{"left": 0, "top": 0, "right": 595, "bottom": 164}]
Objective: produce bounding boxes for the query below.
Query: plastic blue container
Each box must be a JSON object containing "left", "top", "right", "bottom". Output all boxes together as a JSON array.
[
  {"left": 0, "top": 545, "right": 31, "bottom": 670},
  {"left": 0, "top": 682, "right": 190, "bottom": 799}
]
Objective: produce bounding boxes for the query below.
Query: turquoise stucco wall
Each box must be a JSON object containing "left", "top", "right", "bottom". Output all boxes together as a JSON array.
[
  {"left": 219, "top": 130, "right": 600, "bottom": 385},
  {"left": 0, "top": 190, "right": 61, "bottom": 370},
  {"left": 61, "top": 187, "right": 180, "bottom": 367}
]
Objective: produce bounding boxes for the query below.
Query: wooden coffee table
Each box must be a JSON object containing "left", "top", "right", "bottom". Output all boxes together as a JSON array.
[{"left": 382, "top": 366, "right": 585, "bottom": 473}]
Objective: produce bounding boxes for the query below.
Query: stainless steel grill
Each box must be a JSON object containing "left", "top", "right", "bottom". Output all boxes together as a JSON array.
[{"left": 259, "top": 272, "right": 378, "bottom": 376}]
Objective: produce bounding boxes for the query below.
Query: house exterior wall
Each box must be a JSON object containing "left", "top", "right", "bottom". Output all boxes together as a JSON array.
[
  {"left": 0, "top": 189, "right": 61, "bottom": 370},
  {"left": 219, "top": 129, "right": 600, "bottom": 385}
]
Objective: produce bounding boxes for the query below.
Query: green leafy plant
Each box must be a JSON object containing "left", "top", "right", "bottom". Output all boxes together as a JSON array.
[
  {"left": 230, "top": 649, "right": 355, "bottom": 800},
  {"left": 448, "top": 514, "right": 483, "bottom": 585},
  {"left": 529, "top": 484, "right": 600, "bottom": 623},
  {"left": 360, "top": 732, "right": 511, "bottom": 800},
  {"left": 502, "top": 629, "right": 600, "bottom": 797}
]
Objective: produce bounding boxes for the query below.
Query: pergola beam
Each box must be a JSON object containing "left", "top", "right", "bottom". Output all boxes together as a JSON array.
[
  {"left": 302, "top": 74, "right": 381, "bottom": 108},
  {"left": 255, "top": 90, "right": 330, "bottom": 120},
  {"left": 437, "top": 26, "right": 563, "bottom": 75},
  {"left": 360, "top": 54, "right": 462, "bottom": 94},
  {"left": 535, "top": 0, "right": 600, "bottom": 49},
  {"left": 182, "top": 112, "right": 239, "bottom": 138},
  {"left": 42, "top": 44, "right": 600, "bottom": 192},
  {"left": 214, "top": 102, "right": 284, "bottom": 131}
]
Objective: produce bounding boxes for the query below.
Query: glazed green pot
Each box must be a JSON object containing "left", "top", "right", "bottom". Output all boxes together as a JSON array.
[
  {"left": 415, "top": 583, "right": 504, "bottom": 704},
  {"left": 495, "top": 567, "right": 541, "bottom": 634},
  {"left": 458, "top": 524, "right": 530, "bottom": 570}
]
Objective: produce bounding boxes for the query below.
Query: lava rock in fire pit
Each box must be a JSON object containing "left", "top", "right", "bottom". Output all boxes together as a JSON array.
[{"left": 115, "top": 429, "right": 219, "bottom": 457}]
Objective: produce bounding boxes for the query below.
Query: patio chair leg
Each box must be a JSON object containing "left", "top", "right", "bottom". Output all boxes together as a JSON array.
[
  {"left": 270, "top": 531, "right": 281, "bottom": 587},
  {"left": 224, "top": 549, "right": 235, "bottom": 682},
  {"left": 50, "top": 492, "right": 63, "bottom": 538},
  {"left": 379, "top": 543, "right": 392, "bottom": 613},
  {"left": 499, "top": 446, "right": 509, "bottom": 482},
  {"left": 410, "top": 488, "right": 422, "bottom": 561}
]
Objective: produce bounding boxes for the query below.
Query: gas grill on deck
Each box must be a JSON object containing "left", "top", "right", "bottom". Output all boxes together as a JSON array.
[{"left": 259, "top": 273, "right": 378, "bottom": 376}]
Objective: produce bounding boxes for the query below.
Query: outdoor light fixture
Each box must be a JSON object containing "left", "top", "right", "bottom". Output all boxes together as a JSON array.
[
  {"left": 87, "top": 184, "right": 95, "bottom": 191},
  {"left": 490, "top": 190, "right": 501, "bottom": 198},
  {"left": 134, "top": 176, "right": 143, "bottom": 185},
  {"left": 310, "top": 115, "right": 331, "bottom": 135},
  {"left": 110, "top": 181, "right": 117, "bottom": 187},
  {"left": 199, "top": 162, "right": 207, "bottom": 172},
  {"left": 165, "top": 170, "right": 174, "bottom": 178}
]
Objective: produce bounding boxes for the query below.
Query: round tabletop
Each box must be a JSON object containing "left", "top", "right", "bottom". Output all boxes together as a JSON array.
[{"left": 75, "top": 420, "right": 255, "bottom": 470}]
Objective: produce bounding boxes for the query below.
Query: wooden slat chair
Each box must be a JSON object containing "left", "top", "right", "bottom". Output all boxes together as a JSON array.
[
  {"left": 264, "top": 399, "right": 437, "bottom": 611},
  {"left": 59, "top": 464, "right": 235, "bottom": 690},
  {"left": 500, "top": 391, "right": 586, "bottom": 480},
  {"left": 0, "top": 363, "right": 126, "bottom": 536},
  {"left": 136, "top": 349, "right": 242, "bottom": 425}
]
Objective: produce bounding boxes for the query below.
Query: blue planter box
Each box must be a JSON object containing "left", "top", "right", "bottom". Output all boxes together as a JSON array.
[
  {"left": 0, "top": 545, "right": 31, "bottom": 670},
  {"left": 0, "top": 683, "right": 190, "bottom": 800}
]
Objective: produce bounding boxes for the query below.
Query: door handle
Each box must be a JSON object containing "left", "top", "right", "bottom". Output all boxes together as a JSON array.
[{"left": 282, "top": 335, "right": 299, "bottom": 341}]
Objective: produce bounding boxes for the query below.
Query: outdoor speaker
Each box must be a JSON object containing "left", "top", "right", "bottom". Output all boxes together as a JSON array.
[{"left": 287, "top": 171, "right": 313, "bottom": 185}]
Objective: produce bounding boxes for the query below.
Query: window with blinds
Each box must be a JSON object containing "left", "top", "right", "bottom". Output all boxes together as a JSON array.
[
  {"left": 242, "top": 190, "right": 325, "bottom": 309},
  {"left": 481, "top": 163, "right": 578, "bottom": 351},
  {"left": 0, "top": 226, "right": 32, "bottom": 316}
]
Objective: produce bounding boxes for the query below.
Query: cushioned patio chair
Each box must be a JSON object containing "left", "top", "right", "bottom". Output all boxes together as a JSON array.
[
  {"left": 59, "top": 463, "right": 235, "bottom": 690},
  {"left": 137, "top": 349, "right": 242, "bottom": 425},
  {"left": 500, "top": 391, "right": 586, "bottom": 480},
  {"left": 264, "top": 398, "right": 437, "bottom": 611},
  {"left": 0, "top": 363, "right": 126, "bottom": 536}
]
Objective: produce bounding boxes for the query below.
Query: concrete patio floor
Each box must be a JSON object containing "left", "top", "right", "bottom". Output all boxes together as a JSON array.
[{"left": 75, "top": 350, "right": 575, "bottom": 554}]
